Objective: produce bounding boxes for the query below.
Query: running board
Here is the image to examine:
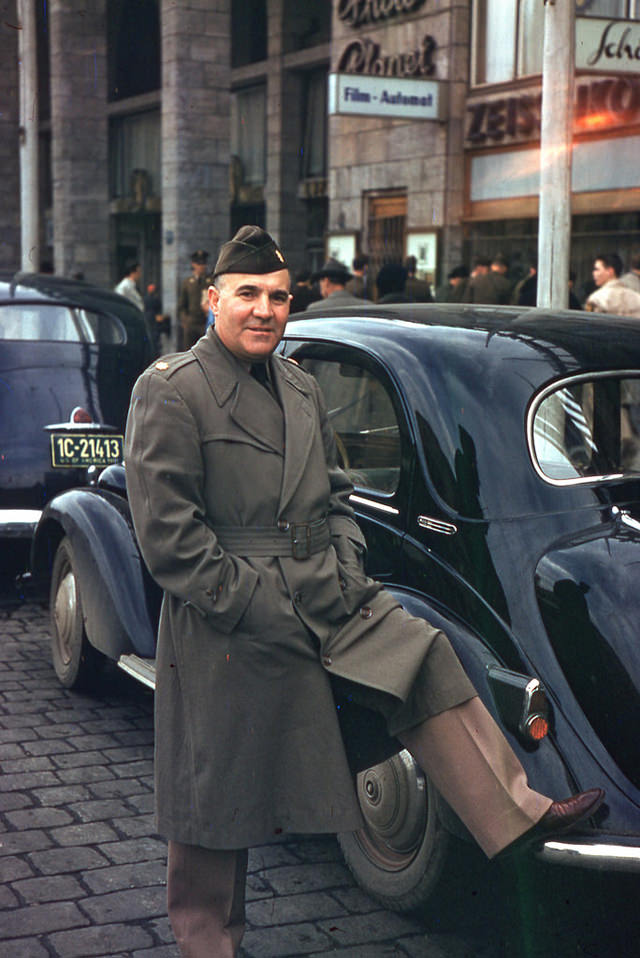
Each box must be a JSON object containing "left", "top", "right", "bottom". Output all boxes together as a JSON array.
[{"left": 118, "top": 654, "right": 157, "bottom": 690}]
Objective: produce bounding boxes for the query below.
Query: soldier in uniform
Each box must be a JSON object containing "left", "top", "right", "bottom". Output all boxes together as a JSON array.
[
  {"left": 178, "top": 249, "right": 211, "bottom": 349},
  {"left": 125, "top": 226, "right": 604, "bottom": 957}
]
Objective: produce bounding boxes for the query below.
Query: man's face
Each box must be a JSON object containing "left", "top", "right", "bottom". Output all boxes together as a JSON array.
[
  {"left": 192, "top": 261, "right": 208, "bottom": 279},
  {"left": 208, "top": 270, "right": 291, "bottom": 363},
  {"left": 592, "top": 259, "right": 613, "bottom": 288}
]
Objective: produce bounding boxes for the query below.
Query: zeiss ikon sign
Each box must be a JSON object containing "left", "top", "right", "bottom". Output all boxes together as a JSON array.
[{"left": 329, "top": 74, "right": 443, "bottom": 120}]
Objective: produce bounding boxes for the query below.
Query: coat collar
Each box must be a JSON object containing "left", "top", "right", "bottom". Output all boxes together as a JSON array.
[{"left": 192, "top": 332, "right": 317, "bottom": 506}]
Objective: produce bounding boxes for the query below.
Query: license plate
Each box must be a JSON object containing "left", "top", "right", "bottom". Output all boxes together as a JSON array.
[{"left": 50, "top": 433, "right": 124, "bottom": 468}]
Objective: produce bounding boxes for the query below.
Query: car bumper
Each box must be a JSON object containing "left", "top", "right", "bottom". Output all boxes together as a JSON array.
[
  {"left": 537, "top": 836, "right": 640, "bottom": 872},
  {"left": 0, "top": 509, "right": 42, "bottom": 538}
]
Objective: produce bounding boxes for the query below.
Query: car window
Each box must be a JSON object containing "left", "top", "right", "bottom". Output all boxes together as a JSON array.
[
  {"left": 0, "top": 304, "right": 124, "bottom": 344},
  {"left": 301, "top": 358, "right": 401, "bottom": 494},
  {"left": 530, "top": 374, "right": 640, "bottom": 483}
]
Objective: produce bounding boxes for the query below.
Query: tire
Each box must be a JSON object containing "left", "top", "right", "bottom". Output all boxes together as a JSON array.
[
  {"left": 338, "top": 749, "right": 450, "bottom": 913},
  {"left": 50, "top": 537, "right": 101, "bottom": 689}
]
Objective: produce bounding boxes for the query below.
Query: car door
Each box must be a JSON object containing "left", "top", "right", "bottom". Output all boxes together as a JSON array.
[{"left": 283, "top": 339, "right": 415, "bottom": 583}]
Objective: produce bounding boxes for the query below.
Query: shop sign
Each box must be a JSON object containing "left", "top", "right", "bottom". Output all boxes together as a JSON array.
[
  {"left": 337, "top": 33, "right": 436, "bottom": 78},
  {"left": 466, "top": 75, "right": 640, "bottom": 147},
  {"left": 577, "top": 17, "right": 640, "bottom": 74},
  {"left": 329, "top": 72, "right": 443, "bottom": 120},
  {"left": 337, "top": 0, "right": 427, "bottom": 29}
]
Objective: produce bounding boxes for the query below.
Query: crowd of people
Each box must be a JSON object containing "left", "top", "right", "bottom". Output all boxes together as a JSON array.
[
  {"left": 288, "top": 250, "right": 640, "bottom": 319},
  {"left": 110, "top": 247, "right": 640, "bottom": 353}
]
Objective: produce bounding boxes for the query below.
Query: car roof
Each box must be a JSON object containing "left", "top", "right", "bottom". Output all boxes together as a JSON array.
[
  {"left": 286, "top": 303, "right": 640, "bottom": 381},
  {"left": 0, "top": 271, "right": 144, "bottom": 331}
]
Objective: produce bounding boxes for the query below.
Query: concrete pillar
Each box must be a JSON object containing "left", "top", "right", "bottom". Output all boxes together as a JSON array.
[
  {"left": 161, "top": 0, "right": 231, "bottom": 342},
  {"left": 0, "top": 5, "right": 21, "bottom": 270},
  {"left": 439, "top": 1, "right": 469, "bottom": 281},
  {"left": 49, "top": 0, "right": 109, "bottom": 283},
  {"left": 264, "top": 0, "right": 307, "bottom": 269}
]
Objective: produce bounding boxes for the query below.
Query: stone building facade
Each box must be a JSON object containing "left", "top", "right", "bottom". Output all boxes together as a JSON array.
[
  {"left": 3, "top": 1, "right": 639, "bottom": 323},
  {"left": 1, "top": 0, "right": 468, "bottom": 326}
]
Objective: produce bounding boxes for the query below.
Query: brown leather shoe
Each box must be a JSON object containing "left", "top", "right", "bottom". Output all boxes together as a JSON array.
[
  {"left": 495, "top": 787, "right": 605, "bottom": 861},
  {"left": 535, "top": 787, "right": 605, "bottom": 837}
]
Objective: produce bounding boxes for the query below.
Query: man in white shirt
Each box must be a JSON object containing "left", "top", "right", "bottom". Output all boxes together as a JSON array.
[
  {"left": 114, "top": 260, "right": 144, "bottom": 311},
  {"left": 586, "top": 253, "right": 640, "bottom": 318}
]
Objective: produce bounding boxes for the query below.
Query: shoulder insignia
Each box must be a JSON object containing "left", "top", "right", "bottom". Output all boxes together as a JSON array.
[
  {"left": 281, "top": 355, "right": 301, "bottom": 367},
  {"left": 155, "top": 361, "right": 170, "bottom": 370}
]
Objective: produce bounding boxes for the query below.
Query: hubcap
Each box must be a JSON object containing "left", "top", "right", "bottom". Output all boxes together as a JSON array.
[
  {"left": 355, "top": 750, "right": 428, "bottom": 870},
  {"left": 53, "top": 568, "right": 77, "bottom": 666}
]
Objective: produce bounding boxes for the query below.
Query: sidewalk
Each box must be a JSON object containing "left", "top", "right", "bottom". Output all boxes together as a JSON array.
[{"left": 0, "top": 600, "right": 478, "bottom": 958}]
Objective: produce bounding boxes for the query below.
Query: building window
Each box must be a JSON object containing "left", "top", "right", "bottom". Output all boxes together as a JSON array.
[
  {"left": 109, "top": 111, "right": 161, "bottom": 204},
  {"left": 107, "top": 0, "right": 160, "bottom": 101},
  {"left": 231, "top": 86, "right": 266, "bottom": 188},
  {"left": 473, "top": 0, "right": 639, "bottom": 86},
  {"left": 300, "top": 70, "right": 327, "bottom": 180},
  {"left": 283, "top": 0, "right": 331, "bottom": 53},
  {"left": 231, "top": 0, "right": 267, "bottom": 67}
]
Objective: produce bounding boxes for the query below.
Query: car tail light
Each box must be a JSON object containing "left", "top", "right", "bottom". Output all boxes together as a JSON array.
[
  {"left": 523, "top": 713, "right": 550, "bottom": 742},
  {"left": 487, "top": 666, "right": 552, "bottom": 746},
  {"left": 70, "top": 406, "right": 92, "bottom": 424}
]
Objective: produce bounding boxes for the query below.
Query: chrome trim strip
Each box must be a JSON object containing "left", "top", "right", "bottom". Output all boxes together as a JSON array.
[
  {"left": 417, "top": 515, "right": 458, "bottom": 535},
  {"left": 117, "top": 654, "right": 157, "bottom": 691},
  {"left": 349, "top": 494, "right": 400, "bottom": 516},
  {"left": 536, "top": 840, "right": 640, "bottom": 872},
  {"left": 0, "top": 509, "right": 42, "bottom": 537}
]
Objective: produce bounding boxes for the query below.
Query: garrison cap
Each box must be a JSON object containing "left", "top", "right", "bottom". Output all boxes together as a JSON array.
[
  {"left": 212, "top": 226, "right": 288, "bottom": 279},
  {"left": 190, "top": 249, "right": 209, "bottom": 264}
]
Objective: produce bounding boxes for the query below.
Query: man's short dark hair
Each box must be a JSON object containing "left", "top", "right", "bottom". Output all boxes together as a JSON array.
[
  {"left": 352, "top": 256, "right": 368, "bottom": 271},
  {"left": 404, "top": 255, "right": 418, "bottom": 273},
  {"left": 594, "top": 252, "right": 622, "bottom": 277},
  {"left": 448, "top": 264, "right": 469, "bottom": 280},
  {"left": 125, "top": 259, "right": 140, "bottom": 276}
]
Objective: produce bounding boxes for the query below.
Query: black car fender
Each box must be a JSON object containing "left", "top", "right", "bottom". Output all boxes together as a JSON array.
[
  {"left": 385, "top": 585, "right": 574, "bottom": 801},
  {"left": 31, "top": 487, "right": 159, "bottom": 661}
]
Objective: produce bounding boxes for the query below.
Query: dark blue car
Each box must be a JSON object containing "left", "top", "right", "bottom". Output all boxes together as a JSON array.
[
  {"left": 29, "top": 304, "right": 640, "bottom": 910},
  {"left": 0, "top": 271, "right": 155, "bottom": 576}
]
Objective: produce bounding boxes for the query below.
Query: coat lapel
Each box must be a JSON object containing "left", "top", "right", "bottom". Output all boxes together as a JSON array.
[
  {"left": 192, "top": 332, "right": 283, "bottom": 455},
  {"left": 274, "top": 357, "right": 316, "bottom": 512}
]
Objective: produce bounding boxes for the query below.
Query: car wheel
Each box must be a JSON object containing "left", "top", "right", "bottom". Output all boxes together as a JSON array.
[
  {"left": 50, "top": 537, "right": 101, "bottom": 689},
  {"left": 338, "top": 749, "right": 449, "bottom": 913}
]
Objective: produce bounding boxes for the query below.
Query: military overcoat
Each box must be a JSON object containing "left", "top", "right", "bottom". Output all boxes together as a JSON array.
[{"left": 124, "top": 331, "right": 475, "bottom": 850}]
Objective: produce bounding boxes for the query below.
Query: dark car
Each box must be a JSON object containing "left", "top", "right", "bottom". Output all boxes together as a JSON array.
[
  {"left": 29, "top": 304, "right": 640, "bottom": 910},
  {"left": 0, "top": 271, "right": 156, "bottom": 578}
]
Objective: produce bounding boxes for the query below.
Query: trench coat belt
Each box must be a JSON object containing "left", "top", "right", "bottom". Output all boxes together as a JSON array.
[{"left": 214, "top": 517, "right": 330, "bottom": 560}]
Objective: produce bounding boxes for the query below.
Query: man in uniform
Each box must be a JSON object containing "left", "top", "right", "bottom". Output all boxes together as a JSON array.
[
  {"left": 178, "top": 249, "right": 211, "bottom": 348},
  {"left": 125, "top": 226, "right": 604, "bottom": 957}
]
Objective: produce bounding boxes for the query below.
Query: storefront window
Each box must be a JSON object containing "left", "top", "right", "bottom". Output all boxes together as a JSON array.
[
  {"left": 231, "top": 86, "right": 266, "bottom": 186},
  {"left": 473, "top": 0, "right": 639, "bottom": 86},
  {"left": 301, "top": 70, "right": 328, "bottom": 179},
  {"left": 109, "top": 111, "right": 161, "bottom": 201}
]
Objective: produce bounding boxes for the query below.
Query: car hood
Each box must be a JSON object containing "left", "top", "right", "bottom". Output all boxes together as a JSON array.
[{"left": 535, "top": 526, "right": 640, "bottom": 789}]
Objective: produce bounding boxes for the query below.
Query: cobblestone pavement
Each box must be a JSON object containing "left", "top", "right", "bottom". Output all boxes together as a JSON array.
[{"left": 1, "top": 599, "right": 638, "bottom": 957}]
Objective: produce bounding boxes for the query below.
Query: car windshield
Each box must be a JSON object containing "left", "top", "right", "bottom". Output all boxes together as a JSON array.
[
  {"left": 0, "top": 303, "right": 123, "bottom": 344},
  {"left": 530, "top": 374, "right": 640, "bottom": 484}
]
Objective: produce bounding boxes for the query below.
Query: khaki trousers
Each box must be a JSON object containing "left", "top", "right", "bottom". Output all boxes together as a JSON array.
[
  {"left": 166, "top": 695, "right": 552, "bottom": 956},
  {"left": 398, "top": 695, "right": 552, "bottom": 858},
  {"left": 167, "top": 841, "right": 248, "bottom": 958}
]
